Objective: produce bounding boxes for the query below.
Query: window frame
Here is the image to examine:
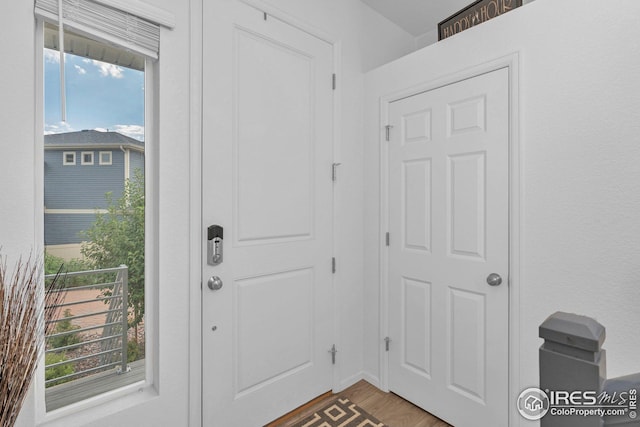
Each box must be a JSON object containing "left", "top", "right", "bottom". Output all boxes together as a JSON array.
[
  {"left": 63, "top": 151, "right": 76, "bottom": 165},
  {"left": 81, "top": 151, "right": 94, "bottom": 165},
  {"left": 99, "top": 150, "right": 113, "bottom": 165},
  {"left": 35, "top": 20, "right": 159, "bottom": 425}
]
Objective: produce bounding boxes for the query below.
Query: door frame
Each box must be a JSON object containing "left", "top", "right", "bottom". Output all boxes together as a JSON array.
[
  {"left": 188, "top": 1, "right": 342, "bottom": 425},
  {"left": 377, "top": 53, "right": 521, "bottom": 426}
]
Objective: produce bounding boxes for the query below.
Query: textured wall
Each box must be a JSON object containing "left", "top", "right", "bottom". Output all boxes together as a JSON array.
[
  {"left": 365, "top": 0, "right": 640, "bottom": 425},
  {"left": 0, "top": 1, "right": 36, "bottom": 262}
]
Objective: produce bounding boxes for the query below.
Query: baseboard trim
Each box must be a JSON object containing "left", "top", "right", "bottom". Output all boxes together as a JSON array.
[
  {"left": 337, "top": 372, "right": 365, "bottom": 393},
  {"left": 361, "top": 372, "right": 381, "bottom": 390}
]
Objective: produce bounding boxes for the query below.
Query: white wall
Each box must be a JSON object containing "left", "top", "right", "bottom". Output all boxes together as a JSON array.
[
  {"left": 2, "top": 1, "right": 39, "bottom": 421},
  {"left": 364, "top": 0, "right": 640, "bottom": 425},
  {"left": 1, "top": 2, "right": 37, "bottom": 264},
  {"left": 1, "top": 2, "right": 37, "bottom": 422},
  {"left": 414, "top": 29, "right": 437, "bottom": 50}
]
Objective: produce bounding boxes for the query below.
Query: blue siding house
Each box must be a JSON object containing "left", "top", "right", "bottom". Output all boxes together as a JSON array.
[{"left": 44, "top": 130, "right": 144, "bottom": 257}]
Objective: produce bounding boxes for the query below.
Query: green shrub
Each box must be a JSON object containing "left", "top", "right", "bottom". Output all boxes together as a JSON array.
[
  {"left": 82, "top": 169, "right": 145, "bottom": 331},
  {"left": 45, "top": 352, "right": 75, "bottom": 387},
  {"left": 44, "top": 252, "right": 66, "bottom": 275},
  {"left": 127, "top": 339, "right": 143, "bottom": 363},
  {"left": 44, "top": 251, "right": 94, "bottom": 287},
  {"left": 48, "top": 309, "right": 81, "bottom": 349}
]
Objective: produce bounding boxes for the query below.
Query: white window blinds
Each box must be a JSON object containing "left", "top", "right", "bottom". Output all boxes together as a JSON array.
[{"left": 34, "top": 0, "right": 160, "bottom": 59}]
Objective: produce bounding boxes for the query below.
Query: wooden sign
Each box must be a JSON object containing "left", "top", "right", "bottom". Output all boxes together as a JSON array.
[{"left": 438, "top": 0, "right": 522, "bottom": 40}]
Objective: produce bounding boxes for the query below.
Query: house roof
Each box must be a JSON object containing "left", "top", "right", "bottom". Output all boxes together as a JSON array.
[{"left": 44, "top": 130, "right": 144, "bottom": 152}]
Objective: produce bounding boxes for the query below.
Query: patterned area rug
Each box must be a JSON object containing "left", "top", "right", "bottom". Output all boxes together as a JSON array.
[{"left": 292, "top": 397, "right": 388, "bottom": 427}]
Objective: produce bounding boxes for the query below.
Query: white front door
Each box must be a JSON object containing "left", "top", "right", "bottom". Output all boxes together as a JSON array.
[
  {"left": 387, "top": 68, "right": 510, "bottom": 426},
  {"left": 201, "top": 1, "right": 335, "bottom": 425}
]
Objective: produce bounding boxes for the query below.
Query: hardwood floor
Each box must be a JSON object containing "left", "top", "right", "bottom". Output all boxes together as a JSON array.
[{"left": 266, "top": 380, "right": 452, "bottom": 427}]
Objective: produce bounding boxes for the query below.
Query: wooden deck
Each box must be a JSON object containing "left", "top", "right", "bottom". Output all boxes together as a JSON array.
[{"left": 45, "top": 359, "right": 146, "bottom": 412}]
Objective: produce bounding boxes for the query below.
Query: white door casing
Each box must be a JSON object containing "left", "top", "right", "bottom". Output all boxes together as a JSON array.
[
  {"left": 201, "top": 1, "right": 335, "bottom": 426},
  {"left": 386, "top": 68, "right": 510, "bottom": 426}
]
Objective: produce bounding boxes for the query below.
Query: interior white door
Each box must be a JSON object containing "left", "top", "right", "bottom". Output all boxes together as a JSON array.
[
  {"left": 387, "top": 68, "right": 510, "bottom": 426},
  {"left": 202, "top": 1, "right": 335, "bottom": 425}
]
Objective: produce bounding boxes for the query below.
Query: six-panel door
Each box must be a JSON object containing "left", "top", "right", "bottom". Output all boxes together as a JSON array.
[{"left": 387, "top": 68, "right": 510, "bottom": 426}]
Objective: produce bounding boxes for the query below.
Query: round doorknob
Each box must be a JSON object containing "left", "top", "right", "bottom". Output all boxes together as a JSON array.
[
  {"left": 208, "top": 276, "right": 223, "bottom": 291},
  {"left": 486, "top": 273, "right": 503, "bottom": 287}
]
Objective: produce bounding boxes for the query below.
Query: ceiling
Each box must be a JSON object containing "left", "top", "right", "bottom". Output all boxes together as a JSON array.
[{"left": 360, "top": 0, "right": 473, "bottom": 36}]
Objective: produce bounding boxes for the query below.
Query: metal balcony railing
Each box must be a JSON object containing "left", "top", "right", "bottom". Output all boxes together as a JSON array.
[{"left": 44, "top": 265, "right": 129, "bottom": 387}]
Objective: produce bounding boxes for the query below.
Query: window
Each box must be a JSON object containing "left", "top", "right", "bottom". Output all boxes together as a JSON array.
[
  {"left": 81, "top": 151, "right": 94, "bottom": 165},
  {"left": 63, "top": 151, "right": 76, "bottom": 165},
  {"left": 42, "top": 24, "right": 147, "bottom": 412},
  {"left": 99, "top": 151, "right": 112, "bottom": 165},
  {"left": 34, "top": 0, "right": 177, "bottom": 421}
]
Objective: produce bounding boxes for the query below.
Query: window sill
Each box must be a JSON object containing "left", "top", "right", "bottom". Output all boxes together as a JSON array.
[{"left": 37, "top": 380, "right": 157, "bottom": 426}]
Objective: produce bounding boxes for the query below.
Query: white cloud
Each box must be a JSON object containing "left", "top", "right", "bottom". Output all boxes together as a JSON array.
[
  {"left": 44, "top": 49, "right": 60, "bottom": 64},
  {"left": 113, "top": 124, "right": 145, "bottom": 141},
  {"left": 92, "top": 60, "right": 124, "bottom": 79},
  {"left": 74, "top": 64, "right": 87, "bottom": 75},
  {"left": 45, "top": 121, "right": 75, "bottom": 135},
  {"left": 93, "top": 127, "right": 108, "bottom": 132}
]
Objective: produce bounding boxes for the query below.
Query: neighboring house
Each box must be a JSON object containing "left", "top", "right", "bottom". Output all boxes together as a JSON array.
[{"left": 44, "top": 130, "right": 144, "bottom": 259}]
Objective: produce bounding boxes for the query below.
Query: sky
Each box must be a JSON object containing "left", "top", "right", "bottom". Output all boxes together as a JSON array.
[{"left": 44, "top": 49, "right": 145, "bottom": 141}]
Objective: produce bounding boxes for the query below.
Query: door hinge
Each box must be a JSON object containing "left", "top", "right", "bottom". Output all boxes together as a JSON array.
[
  {"left": 385, "top": 125, "right": 393, "bottom": 142},
  {"left": 332, "top": 257, "right": 336, "bottom": 274},
  {"left": 385, "top": 232, "right": 390, "bottom": 247},
  {"left": 384, "top": 337, "right": 391, "bottom": 352},
  {"left": 329, "top": 344, "right": 337, "bottom": 364},
  {"left": 332, "top": 73, "right": 336, "bottom": 90},
  {"left": 263, "top": 11, "right": 267, "bottom": 20},
  {"left": 332, "top": 162, "right": 341, "bottom": 182}
]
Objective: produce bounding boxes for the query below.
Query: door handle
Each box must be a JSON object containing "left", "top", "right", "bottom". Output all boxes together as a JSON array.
[
  {"left": 207, "top": 276, "right": 223, "bottom": 291},
  {"left": 486, "top": 273, "right": 503, "bottom": 287}
]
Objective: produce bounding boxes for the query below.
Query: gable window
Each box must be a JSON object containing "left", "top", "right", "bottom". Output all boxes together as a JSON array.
[
  {"left": 81, "top": 151, "right": 94, "bottom": 165},
  {"left": 63, "top": 151, "right": 76, "bottom": 165},
  {"left": 99, "top": 151, "right": 112, "bottom": 165}
]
